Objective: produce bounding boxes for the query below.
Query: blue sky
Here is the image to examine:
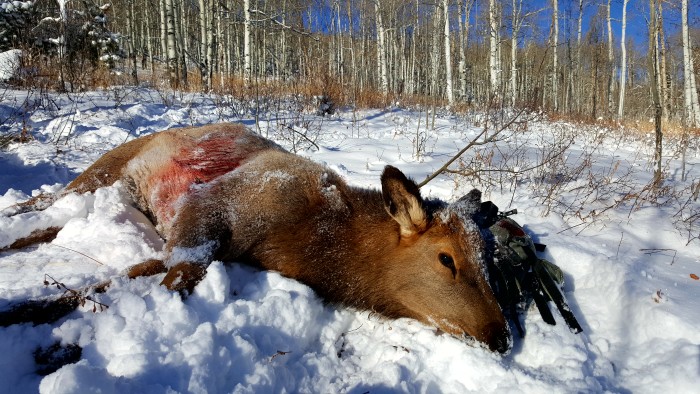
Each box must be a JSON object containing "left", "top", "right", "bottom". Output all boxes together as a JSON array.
[
  {"left": 525, "top": 0, "right": 698, "bottom": 49},
  {"left": 302, "top": 0, "right": 699, "bottom": 51}
]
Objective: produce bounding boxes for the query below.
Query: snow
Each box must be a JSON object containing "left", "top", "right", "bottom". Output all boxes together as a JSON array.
[{"left": 1, "top": 88, "right": 699, "bottom": 393}]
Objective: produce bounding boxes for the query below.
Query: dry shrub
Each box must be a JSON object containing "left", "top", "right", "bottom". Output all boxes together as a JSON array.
[
  {"left": 546, "top": 111, "right": 700, "bottom": 139},
  {"left": 449, "top": 115, "right": 699, "bottom": 244},
  {"left": 205, "top": 69, "right": 412, "bottom": 111},
  {"left": 352, "top": 88, "right": 390, "bottom": 108},
  {"left": 6, "top": 50, "right": 131, "bottom": 92}
]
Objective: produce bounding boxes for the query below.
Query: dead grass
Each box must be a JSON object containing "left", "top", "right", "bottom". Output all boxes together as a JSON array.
[
  {"left": 547, "top": 112, "right": 700, "bottom": 139},
  {"left": 6, "top": 56, "right": 700, "bottom": 141}
]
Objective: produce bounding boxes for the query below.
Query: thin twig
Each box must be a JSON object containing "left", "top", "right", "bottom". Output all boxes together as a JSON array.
[
  {"left": 44, "top": 274, "right": 110, "bottom": 312},
  {"left": 249, "top": 9, "right": 319, "bottom": 41},
  {"left": 51, "top": 244, "right": 104, "bottom": 266},
  {"left": 616, "top": 232, "right": 624, "bottom": 258},
  {"left": 269, "top": 350, "right": 290, "bottom": 362},
  {"left": 556, "top": 222, "right": 586, "bottom": 234},
  {"left": 285, "top": 124, "right": 320, "bottom": 151},
  {"left": 640, "top": 248, "right": 677, "bottom": 265}
]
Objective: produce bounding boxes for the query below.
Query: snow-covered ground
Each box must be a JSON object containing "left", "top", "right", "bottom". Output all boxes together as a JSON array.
[{"left": 0, "top": 88, "right": 698, "bottom": 393}]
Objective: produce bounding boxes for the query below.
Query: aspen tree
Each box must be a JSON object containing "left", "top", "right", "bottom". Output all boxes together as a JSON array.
[
  {"left": 443, "top": 0, "right": 454, "bottom": 105},
  {"left": 618, "top": 0, "right": 628, "bottom": 119},
  {"left": 165, "top": 0, "right": 178, "bottom": 87},
  {"left": 244, "top": 0, "right": 251, "bottom": 84},
  {"left": 489, "top": 0, "right": 500, "bottom": 98},
  {"left": 551, "top": 0, "right": 558, "bottom": 111},
  {"left": 375, "top": 0, "right": 388, "bottom": 94},
  {"left": 648, "top": 0, "right": 663, "bottom": 183},
  {"left": 606, "top": 0, "right": 614, "bottom": 116},
  {"left": 682, "top": 0, "right": 700, "bottom": 127}
]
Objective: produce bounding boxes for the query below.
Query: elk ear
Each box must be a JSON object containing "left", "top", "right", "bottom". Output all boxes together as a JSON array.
[{"left": 381, "top": 165, "right": 427, "bottom": 237}]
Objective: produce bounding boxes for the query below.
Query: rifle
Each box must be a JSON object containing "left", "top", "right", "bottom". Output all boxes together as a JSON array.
[{"left": 475, "top": 201, "right": 583, "bottom": 337}]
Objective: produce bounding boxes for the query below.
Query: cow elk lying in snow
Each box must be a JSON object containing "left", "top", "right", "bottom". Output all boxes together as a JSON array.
[{"left": 3, "top": 123, "right": 511, "bottom": 353}]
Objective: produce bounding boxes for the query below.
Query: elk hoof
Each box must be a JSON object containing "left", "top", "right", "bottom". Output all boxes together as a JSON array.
[
  {"left": 127, "top": 259, "right": 167, "bottom": 278},
  {"left": 160, "top": 262, "right": 207, "bottom": 296}
]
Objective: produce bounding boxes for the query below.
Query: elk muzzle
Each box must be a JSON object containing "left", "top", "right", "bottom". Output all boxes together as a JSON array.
[{"left": 478, "top": 321, "right": 512, "bottom": 353}]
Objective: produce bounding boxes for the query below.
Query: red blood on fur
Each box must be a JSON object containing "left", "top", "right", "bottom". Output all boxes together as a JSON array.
[{"left": 150, "top": 136, "right": 245, "bottom": 226}]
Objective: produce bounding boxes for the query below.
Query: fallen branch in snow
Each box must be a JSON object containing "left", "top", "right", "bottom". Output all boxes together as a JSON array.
[
  {"left": 43, "top": 274, "right": 110, "bottom": 312},
  {"left": 0, "top": 260, "right": 168, "bottom": 327},
  {"left": 652, "top": 289, "right": 666, "bottom": 303},
  {"left": 34, "top": 342, "right": 82, "bottom": 376},
  {"left": 1, "top": 192, "right": 57, "bottom": 216},
  {"left": 640, "top": 248, "right": 678, "bottom": 265},
  {"left": 0, "top": 275, "right": 110, "bottom": 327},
  {"left": 4, "top": 227, "right": 61, "bottom": 249}
]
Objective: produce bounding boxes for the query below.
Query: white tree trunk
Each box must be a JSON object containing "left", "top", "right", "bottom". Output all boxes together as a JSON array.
[
  {"left": 443, "top": 0, "right": 453, "bottom": 105},
  {"left": 165, "top": 0, "right": 178, "bottom": 87},
  {"left": 430, "top": 7, "right": 441, "bottom": 96},
  {"left": 216, "top": 0, "right": 225, "bottom": 79},
  {"left": 658, "top": 1, "right": 670, "bottom": 119},
  {"left": 409, "top": 0, "right": 420, "bottom": 95},
  {"left": 336, "top": 1, "right": 343, "bottom": 83},
  {"left": 653, "top": 2, "right": 663, "bottom": 116},
  {"left": 174, "top": 0, "right": 188, "bottom": 87},
  {"left": 346, "top": 0, "right": 356, "bottom": 91},
  {"left": 392, "top": 27, "right": 400, "bottom": 92},
  {"left": 128, "top": 0, "right": 138, "bottom": 83},
  {"left": 279, "top": 0, "right": 288, "bottom": 80},
  {"left": 682, "top": 0, "right": 700, "bottom": 127},
  {"left": 243, "top": 0, "right": 252, "bottom": 84},
  {"left": 375, "top": 0, "right": 388, "bottom": 94},
  {"left": 510, "top": 0, "right": 522, "bottom": 107},
  {"left": 199, "top": 0, "right": 210, "bottom": 90},
  {"left": 551, "top": 0, "right": 558, "bottom": 111},
  {"left": 55, "top": 0, "right": 68, "bottom": 88},
  {"left": 207, "top": 0, "right": 216, "bottom": 83},
  {"left": 160, "top": 0, "right": 167, "bottom": 63},
  {"left": 617, "top": 0, "right": 628, "bottom": 118},
  {"left": 144, "top": 6, "right": 154, "bottom": 71},
  {"left": 606, "top": 0, "right": 614, "bottom": 115},
  {"left": 489, "top": 0, "right": 500, "bottom": 97},
  {"left": 649, "top": 0, "right": 663, "bottom": 182},
  {"left": 575, "top": 0, "right": 583, "bottom": 112},
  {"left": 457, "top": 1, "right": 473, "bottom": 100}
]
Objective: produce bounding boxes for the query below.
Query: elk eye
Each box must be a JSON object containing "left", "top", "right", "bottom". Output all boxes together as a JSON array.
[{"left": 439, "top": 253, "right": 456, "bottom": 277}]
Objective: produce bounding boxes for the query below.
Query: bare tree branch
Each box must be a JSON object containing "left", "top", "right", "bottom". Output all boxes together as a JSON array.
[{"left": 417, "top": 107, "right": 528, "bottom": 188}]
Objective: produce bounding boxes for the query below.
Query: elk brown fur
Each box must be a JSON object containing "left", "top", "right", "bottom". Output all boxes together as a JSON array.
[{"left": 9, "top": 123, "right": 511, "bottom": 353}]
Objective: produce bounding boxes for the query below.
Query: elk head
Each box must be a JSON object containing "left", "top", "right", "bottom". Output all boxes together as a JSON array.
[{"left": 380, "top": 166, "right": 511, "bottom": 353}]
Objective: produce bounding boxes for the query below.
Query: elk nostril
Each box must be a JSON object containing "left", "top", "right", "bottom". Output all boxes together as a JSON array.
[
  {"left": 484, "top": 322, "right": 512, "bottom": 354},
  {"left": 493, "top": 334, "right": 511, "bottom": 354}
]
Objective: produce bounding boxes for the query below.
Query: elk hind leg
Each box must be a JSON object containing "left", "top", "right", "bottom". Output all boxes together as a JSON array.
[{"left": 3, "top": 227, "right": 62, "bottom": 251}]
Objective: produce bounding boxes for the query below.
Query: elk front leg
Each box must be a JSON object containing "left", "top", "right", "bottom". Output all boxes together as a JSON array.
[
  {"left": 127, "top": 259, "right": 206, "bottom": 297},
  {"left": 126, "top": 259, "right": 167, "bottom": 278},
  {"left": 159, "top": 204, "right": 230, "bottom": 297},
  {"left": 160, "top": 262, "right": 208, "bottom": 296}
]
